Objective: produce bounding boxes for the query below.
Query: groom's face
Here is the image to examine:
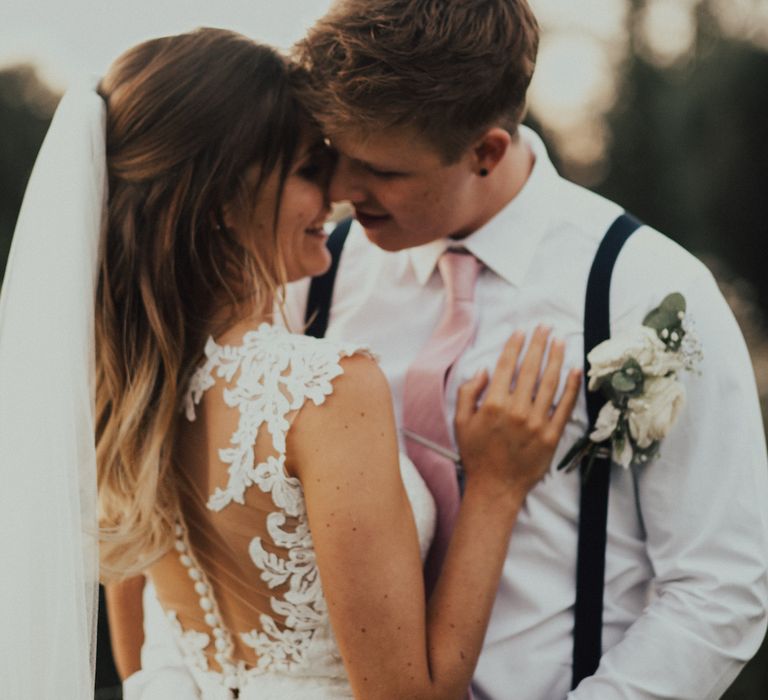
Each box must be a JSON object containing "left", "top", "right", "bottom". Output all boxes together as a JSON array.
[{"left": 327, "top": 128, "right": 479, "bottom": 251}]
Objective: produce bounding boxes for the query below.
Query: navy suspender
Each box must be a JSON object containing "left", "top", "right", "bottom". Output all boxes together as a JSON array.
[
  {"left": 304, "top": 217, "right": 353, "bottom": 338},
  {"left": 572, "top": 212, "right": 642, "bottom": 688},
  {"left": 303, "top": 212, "right": 643, "bottom": 691}
]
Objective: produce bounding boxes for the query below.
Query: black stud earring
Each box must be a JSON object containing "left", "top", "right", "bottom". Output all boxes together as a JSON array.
[{"left": 479, "top": 168, "right": 489, "bottom": 177}]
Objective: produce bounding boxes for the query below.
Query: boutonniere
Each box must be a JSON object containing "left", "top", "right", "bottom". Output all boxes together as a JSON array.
[{"left": 558, "top": 293, "right": 702, "bottom": 476}]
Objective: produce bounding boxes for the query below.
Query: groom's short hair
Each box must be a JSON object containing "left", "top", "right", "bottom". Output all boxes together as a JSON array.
[{"left": 293, "top": 0, "right": 539, "bottom": 162}]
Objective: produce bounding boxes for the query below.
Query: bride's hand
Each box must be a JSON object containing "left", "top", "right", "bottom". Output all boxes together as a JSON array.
[{"left": 455, "top": 326, "right": 581, "bottom": 501}]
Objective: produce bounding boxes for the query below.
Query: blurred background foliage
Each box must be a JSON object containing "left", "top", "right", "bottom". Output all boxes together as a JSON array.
[
  {"left": 0, "top": 64, "right": 58, "bottom": 280},
  {"left": 0, "top": 0, "right": 766, "bottom": 696},
  {"left": 593, "top": 0, "right": 768, "bottom": 439}
]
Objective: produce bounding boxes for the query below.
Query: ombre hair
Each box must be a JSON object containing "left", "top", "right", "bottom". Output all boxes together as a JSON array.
[{"left": 96, "top": 28, "right": 306, "bottom": 580}]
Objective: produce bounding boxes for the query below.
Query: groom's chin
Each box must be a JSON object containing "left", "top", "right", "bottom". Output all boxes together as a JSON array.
[{"left": 362, "top": 227, "right": 406, "bottom": 252}]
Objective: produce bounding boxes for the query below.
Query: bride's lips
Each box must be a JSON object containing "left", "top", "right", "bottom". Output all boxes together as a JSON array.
[{"left": 356, "top": 210, "right": 391, "bottom": 229}]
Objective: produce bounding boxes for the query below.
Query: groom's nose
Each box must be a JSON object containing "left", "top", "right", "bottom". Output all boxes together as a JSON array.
[{"left": 330, "top": 155, "right": 366, "bottom": 204}]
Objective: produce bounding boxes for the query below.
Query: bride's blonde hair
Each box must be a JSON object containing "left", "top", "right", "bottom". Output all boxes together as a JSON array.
[{"left": 96, "top": 28, "right": 306, "bottom": 581}]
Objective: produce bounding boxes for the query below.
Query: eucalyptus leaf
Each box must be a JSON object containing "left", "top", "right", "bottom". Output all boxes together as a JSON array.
[
  {"left": 643, "top": 307, "right": 677, "bottom": 332},
  {"left": 632, "top": 440, "right": 661, "bottom": 466},
  {"left": 611, "top": 372, "right": 637, "bottom": 393},
  {"left": 556, "top": 434, "right": 592, "bottom": 471},
  {"left": 621, "top": 358, "right": 643, "bottom": 375},
  {"left": 643, "top": 292, "right": 687, "bottom": 337},
  {"left": 620, "top": 359, "right": 645, "bottom": 395},
  {"left": 660, "top": 292, "right": 686, "bottom": 316},
  {"left": 581, "top": 445, "right": 600, "bottom": 482}
]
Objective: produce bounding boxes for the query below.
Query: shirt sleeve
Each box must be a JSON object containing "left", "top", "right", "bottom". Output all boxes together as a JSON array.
[{"left": 569, "top": 268, "right": 768, "bottom": 699}]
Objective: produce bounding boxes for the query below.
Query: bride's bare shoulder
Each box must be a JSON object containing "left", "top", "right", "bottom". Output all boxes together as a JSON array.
[
  {"left": 292, "top": 351, "right": 392, "bottom": 438},
  {"left": 285, "top": 352, "right": 398, "bottom": 480}
]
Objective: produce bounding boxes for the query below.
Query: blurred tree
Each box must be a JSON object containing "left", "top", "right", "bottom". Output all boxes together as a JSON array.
[
  {"left": 595, "top": 2, "right": 768, "bottom": 697},
  {"left": 597, "top": 0, "right": 768, "bottom": 315},
  {"left": 0, "top": 65, "right": 57, "bottom": 280}
]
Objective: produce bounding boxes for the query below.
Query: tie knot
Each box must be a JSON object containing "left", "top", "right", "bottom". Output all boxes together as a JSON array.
[{"left": 438, "top": 250, "right": 482, "bottom": 302}]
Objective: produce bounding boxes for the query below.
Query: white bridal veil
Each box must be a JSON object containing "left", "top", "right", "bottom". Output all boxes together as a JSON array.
[{"left": 0, "top": 81, "right": 105, "bottom": 698}]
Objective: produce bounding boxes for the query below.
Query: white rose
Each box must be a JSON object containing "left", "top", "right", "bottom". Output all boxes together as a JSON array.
[
  {"left": 587, "top": 326, "right": 684, "bottom": 390},
  {"left": 627, "top": 376, "right": 686, "bottom": 448},
  {"left": 612, "top": 436, "right": 634, "bottom": 469},
  {"left": 590, "top": 402, "right": 621, "bottom": 443}
]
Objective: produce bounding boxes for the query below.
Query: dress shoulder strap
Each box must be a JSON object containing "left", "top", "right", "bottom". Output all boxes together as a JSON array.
[{"left": 183, "top": 324, "right": 369, "bottom": 511}]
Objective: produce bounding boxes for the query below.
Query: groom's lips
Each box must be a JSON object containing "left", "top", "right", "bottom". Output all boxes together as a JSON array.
[{"left": 356, "top": 210, "right": 391, "bottom": 229}]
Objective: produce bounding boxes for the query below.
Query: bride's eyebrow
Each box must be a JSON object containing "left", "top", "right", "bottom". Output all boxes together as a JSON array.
[
  {"left": 301, "top": 139, "right": 333, "bottom": 161},
  {"left": 291, "top": 144, "right": 320, "bottom": 168}
]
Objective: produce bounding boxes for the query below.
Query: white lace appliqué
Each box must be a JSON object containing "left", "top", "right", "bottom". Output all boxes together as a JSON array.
[
  {"left": 166, "top": 611, "right": 211, "bottom": 673},
  {"left": 182, "top": 323, "right": 367, "bottom": 674}
]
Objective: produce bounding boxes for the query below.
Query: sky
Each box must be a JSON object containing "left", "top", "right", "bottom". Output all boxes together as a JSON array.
[{"left": 0, "top": 0, "right": 335, "bottom": 86}]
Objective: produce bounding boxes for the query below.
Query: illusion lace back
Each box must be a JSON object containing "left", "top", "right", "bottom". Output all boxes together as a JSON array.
[{"left": 146, "top": 325, "right": 436, "bottom": 699}]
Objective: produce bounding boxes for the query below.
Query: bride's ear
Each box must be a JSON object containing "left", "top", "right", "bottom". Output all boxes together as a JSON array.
[
  {"left": 471, "top": 128, "right": 512, "bottom": 177},
  {"left": 214, "top": 200, "right": 238, "bottom": 234}
]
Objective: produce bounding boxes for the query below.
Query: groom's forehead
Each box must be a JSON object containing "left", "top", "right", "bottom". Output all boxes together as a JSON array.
[{"left": 328, "top": 127, "right": 444, "bottom": 165}]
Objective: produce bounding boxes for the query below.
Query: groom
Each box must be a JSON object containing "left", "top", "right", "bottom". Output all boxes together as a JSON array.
[{"left": 287, "top": 0, "right": 768, "bottom": 697}]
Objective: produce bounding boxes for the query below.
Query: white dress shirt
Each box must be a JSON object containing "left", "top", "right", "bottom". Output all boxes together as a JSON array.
[{"left": 284, "top": 127, "right": 768, "bottom": 699}]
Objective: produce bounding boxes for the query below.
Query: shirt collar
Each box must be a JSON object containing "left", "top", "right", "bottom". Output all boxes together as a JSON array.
[{"left": 408, "top": 126, "right": 558, "bottom": 287}]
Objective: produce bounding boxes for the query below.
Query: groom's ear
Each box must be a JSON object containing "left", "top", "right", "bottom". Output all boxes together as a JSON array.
[{"left": 471, "top": 128, "right": 512, "bottom": 176}]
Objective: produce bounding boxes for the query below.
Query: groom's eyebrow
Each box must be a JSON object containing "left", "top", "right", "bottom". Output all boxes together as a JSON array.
[
  {"left": 351, "top": 155, "right": 409, "bottom": 174},
  {"left": 324, "top": 139, "right": 393, "bottom": 170}
]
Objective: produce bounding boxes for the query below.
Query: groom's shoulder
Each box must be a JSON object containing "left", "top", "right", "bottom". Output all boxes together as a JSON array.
[
  {"left": 613, "top": 225, "right": 719, "bottom": 327},
  {"left": 554, "top": 179, "right": 719, "bottom": 319},
  {"left": 558, "top": 179, "right": 711, "bottom": 283}
]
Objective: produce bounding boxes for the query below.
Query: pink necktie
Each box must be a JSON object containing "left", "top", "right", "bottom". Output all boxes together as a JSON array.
[{"left": 403, "top": 249, "right": 482, "bottom": 594}]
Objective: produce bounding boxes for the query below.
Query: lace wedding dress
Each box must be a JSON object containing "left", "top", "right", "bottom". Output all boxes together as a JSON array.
[{"left": 130, "top": 324, "right": 436, "bottom": 700}]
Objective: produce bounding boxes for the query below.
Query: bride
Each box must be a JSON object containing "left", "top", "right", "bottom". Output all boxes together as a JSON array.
[{"left": 0, "top": 28, "right": 580, "bottom": 699}]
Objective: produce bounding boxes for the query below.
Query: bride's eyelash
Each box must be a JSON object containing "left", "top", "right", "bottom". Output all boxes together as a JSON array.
[
  {"left": 298, "top": 163, "right": 322, "bottom": 179},
  {"left": 297, "top": 147, "right": 338, "bottom": 182}
]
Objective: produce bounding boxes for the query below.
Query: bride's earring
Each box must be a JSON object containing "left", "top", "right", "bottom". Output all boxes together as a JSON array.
[{"left": 479, "top": 168, "right": 489, "bottom": 177}]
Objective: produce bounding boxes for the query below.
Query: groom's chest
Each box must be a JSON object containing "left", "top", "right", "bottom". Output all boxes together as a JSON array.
[{"left": 326, "top": 246, "right": 589, "bottom": 437}]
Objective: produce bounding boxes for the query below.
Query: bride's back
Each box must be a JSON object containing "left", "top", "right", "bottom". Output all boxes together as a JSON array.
[
  {"left": 149, "top": 354, "right": 284, "bottom": 670},
  {"left": 146, "top": 321, "right": 370, "bottom": 684}
]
